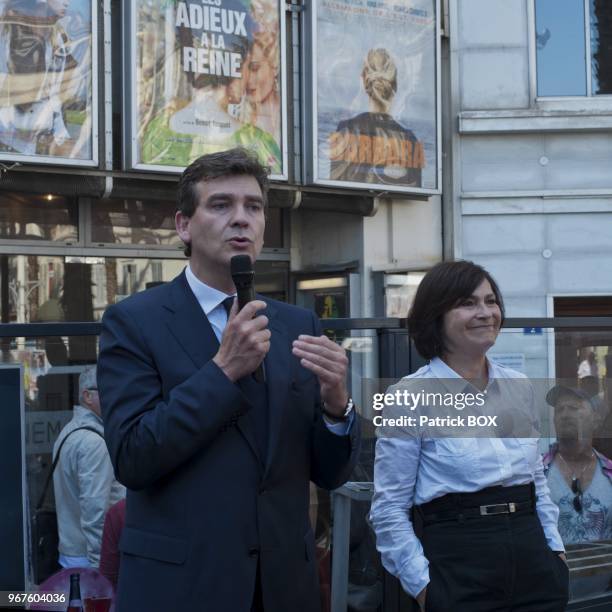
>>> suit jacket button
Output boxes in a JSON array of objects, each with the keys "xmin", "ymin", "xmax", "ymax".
[{"xmin": 249, "ymin": 548, "xmax": 259, "ymax": 557}]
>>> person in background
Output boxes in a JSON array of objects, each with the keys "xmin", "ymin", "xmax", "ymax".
[
  {"xmin": 544, "ymin": 385, "xmax": 612, "ymax": 544},
  {"xmin": 578, "ymin": 350, "xmax": 599, "ymax": 380},
  {"xmin": 370, "ymin": 260, "xmax": 568, "ymax": 611},
  {"xmin": 52, "ymin": 365, "xmax": 125, "ymax": 568},
  {"xmin": 99, "ymin": 498, "xmax": 126, "ymax": 588}
]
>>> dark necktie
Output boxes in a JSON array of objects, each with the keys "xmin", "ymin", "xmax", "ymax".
[
  {"xmin": 219, "ymin": 296, "xmax": 268, "ymax": 459},
  {"xmin": 221, "ymin": 296, "xmax": 235, "ymax": 319}
]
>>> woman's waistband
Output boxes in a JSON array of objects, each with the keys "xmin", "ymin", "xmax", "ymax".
[{"xmin": 415, "ymin": 483, "xmax": 536, "ymax": 524}]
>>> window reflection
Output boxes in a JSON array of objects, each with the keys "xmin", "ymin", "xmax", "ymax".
[
  {"xmin": 91, "ymin": 198, "xmax": 181, "ymax": 247},
  {"xmin": 90, "ymin": 198, "xmax": 285, "ymax": 249},
  {"xmin": 263, "ymin": 207, "xmax": 284, "ymax": 249},
  {"xmin": 536, "ymin": 0, "xmax": 587, "ymax": 96},
  {"xmin": 0, "ymin": 339, "xmax": 99, "ymax": 583},
  {"xmin": 493, "ymin": 325, "xmax": 612, "ymax": 602},
  {"xmin": 0, "ymin": 256, "xmax": 290, "ymax": 324},
  {"xmin": 549, "ymin": 331, "xmax": 612, "ymax": 600},
  {"xmin": 0, "ymin": 192, "xmax": 78, "ymax": 242},
  {"xmin": 590, "ymin": 0, "xmax": 612, "ymax": 94},
  {"xmin": 384, "ymin": 272, "xmax": 426, "ymax": 317},
  {"xmin": 0, "ymin": 255, "xmax": 186, "ymax": 323}
]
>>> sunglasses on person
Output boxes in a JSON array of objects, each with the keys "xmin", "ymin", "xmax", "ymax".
[{"xmin": 571, "ymin": 477, "xmax": 583, "ymax": 513}]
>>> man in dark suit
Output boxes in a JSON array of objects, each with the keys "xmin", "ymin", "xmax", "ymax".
[{"xmin": 97, "ymin": 148, "xmax": 360, "ymax": 611}]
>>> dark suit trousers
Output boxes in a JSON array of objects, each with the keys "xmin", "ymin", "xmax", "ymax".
[{"xmin": 421, "ymin": 510, "xmax": 569, "ymax": 611}]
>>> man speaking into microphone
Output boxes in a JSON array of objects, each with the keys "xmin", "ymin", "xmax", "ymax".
[{"xmin": 97, "ymin": 148, "xmax": 360, "ymax": 612}]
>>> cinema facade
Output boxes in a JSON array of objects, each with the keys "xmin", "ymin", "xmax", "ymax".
[
  {"xmin": 2, "ymin": 0, "xmax": 612, "ymax": 608},
  {"xmin": 0, "ymin": 0, "xmax": 442, "ymax": 335}
]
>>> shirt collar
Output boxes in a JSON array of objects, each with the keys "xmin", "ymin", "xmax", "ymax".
[
  {"xmin": 429, "ymin": 356, "xmax": 500, "ymax": 393},
  {"xmin": 74, "ymin": 404, "xmax": 103, "ymax": 425},
  {"xmin": 185, "ymin": 264, "xmax": 235, "ymax": 316}
]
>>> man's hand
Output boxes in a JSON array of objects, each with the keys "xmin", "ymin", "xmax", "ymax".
[
  {"xmin": 416, "ymin": 586, "xmax": 427, "ymax": 611},
  {"xmin": 292, "ymin": 335, "xmax": 349, "ymax": 417},
  {"xmin": 213, "ymin": 299, "xmax": 270, "ymax": 382}
]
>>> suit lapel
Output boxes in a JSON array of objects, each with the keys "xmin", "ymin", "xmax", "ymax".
[
  {"xmin": 262, "ymin": 299, "xmax": 290, "ymax": 478},
  {"xmin": 163, "ymin": 272, "xmax": 218, "ymax": 369},
  {"xmin": 163, "ymin": 272, "xmax": 263, "ymax": 467}
]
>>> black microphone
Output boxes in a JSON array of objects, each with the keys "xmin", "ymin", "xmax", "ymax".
[{"xmin": 230, "ymin": 255, "xmax": 265, "ymax": 383}]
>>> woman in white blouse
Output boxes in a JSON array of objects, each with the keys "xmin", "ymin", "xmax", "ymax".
[{"xmin": 370, "ymin": 260, "xmax": 568, "ymax": 612}]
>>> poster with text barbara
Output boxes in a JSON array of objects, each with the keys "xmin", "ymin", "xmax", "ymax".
[
  {"xmin": 312, "ymin": 0, "xmax": 439, "ymax": 193},
  {"xmin": 130, "ymin": 0, "xmax": 286, "ymax": 178},
  {"xmin": 0, "ymin": 0, "xmax": 97, "ymax": 166}
]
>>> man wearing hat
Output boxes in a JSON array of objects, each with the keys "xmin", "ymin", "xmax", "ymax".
[{"xmin": 543, "ymin": 385, "xmax": 612, "ymax": 545}]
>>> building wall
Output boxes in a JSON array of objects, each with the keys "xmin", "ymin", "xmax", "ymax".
[
  {"xmin": 451, "ymin": 0, "xmax": 612, "ymax": 317},
  {"xmin": 292, "ymin": 196, "xmax": 443, "ymax": 318},
  {"xmin": 362, "ymin": 195, "xmax": 443, "ymax": 316}
]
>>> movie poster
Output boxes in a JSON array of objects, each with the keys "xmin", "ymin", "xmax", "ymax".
[
  {"xmin": 130, "ymin": 0, "xmax": 286, "ymax": 178},
  {"xmin": 0, "ymin": 0, "xmax": 97, "ymax": 165},
  {"xmin": 313, "ymin": 0, "xmax": 439, "ymax": 193}
]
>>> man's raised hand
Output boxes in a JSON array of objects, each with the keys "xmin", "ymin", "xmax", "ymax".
[
  {"xmin": 213, "ymin": 299, "xmax": 270, "ymax": 382},
  {"xmin": 292, "ymin": 334, "xmax": 349, "ymax": 417}
]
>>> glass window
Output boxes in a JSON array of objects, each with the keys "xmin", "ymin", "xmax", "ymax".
[
  {"xmin": 590, "ymin": 0, "xmax": 612, "ymax": 94},
  {"xmin": 384, "ymin": 272, "xmax": 426, "ymax": 318},
  {"xmin": 536, "ymin": 0, "xmax": 612, "ymax": 97},
  {"xmin": 493, "ymin": 324, "xmax": 612, "ymax": 603},
  {"xmin": 91, "ymin": 198, "xmax": 285, "ymax": 250},
  {"xmin": 0, "ymin": 192, "xmax": 78, "ymax": 243},
  {"xmin": 263, "ymin": 208, "xmax": 284, "ymax": 249},
  {"xmin": 0, "ymin": 255, "xmax": 290, "ymax": 323},
  {"xmin": 536, "ymin": 0, "xmax": 587, "ymax": 96},
  {"xmin": 91, "ymin": 198, "xmax": 182, "ymax": 248},
  {"xmin": 0, "ymin": 338, "xmax": 99, "ymax": 584},
  {"xmin": 0, "ymin": 255, "xmax": 186, "ymax": 323}
]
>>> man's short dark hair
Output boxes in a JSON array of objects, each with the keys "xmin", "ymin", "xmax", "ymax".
[
  {"xmin": 177, "ymin": 148, "xmax": 269, "ymax": 257},
  {"xmin": 407, "ymin": 260, "xmax": 505, "ymax": 360}
]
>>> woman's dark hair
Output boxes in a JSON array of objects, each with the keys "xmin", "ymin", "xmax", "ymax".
[
  {"xmin": 407, "ymin": 260, "xmax": 505, "ymax": 360},
  {"xmin": 177, "ymin": 147, "xmax": 269, "ymax": 257}
]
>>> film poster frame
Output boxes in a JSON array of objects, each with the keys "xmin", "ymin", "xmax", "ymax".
[
  {"xmin": 305, "ymin": 0, "xmax": 442, "ymax": 195},
  {"xmin": 0, "ymin": 0, "xmax": 99, "ymax": 168},
  {"xmin": 124, "ymin": 0, "xmax": 289, "ymax": 181}
]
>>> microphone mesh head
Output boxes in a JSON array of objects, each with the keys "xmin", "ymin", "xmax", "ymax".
[{"xmin": 230, "ymin": 255, "xmax": 253, "ymax": 276}]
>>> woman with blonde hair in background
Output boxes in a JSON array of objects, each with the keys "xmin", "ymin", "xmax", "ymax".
[{"xmin": 329, "ymin": 47, "xmax": 423, "ymax": 187}]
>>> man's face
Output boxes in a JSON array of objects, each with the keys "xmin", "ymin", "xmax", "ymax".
[
  {"xmin": 83, "ymin": 389, "xmax": 101, "ymax": 417},
  {"xmin": 554, "ymin": 393, "xmax": 595, "ymax": 440},
  {"xmin": 175, "ymin": 174, "xmax": 265, "ymax": 276}
]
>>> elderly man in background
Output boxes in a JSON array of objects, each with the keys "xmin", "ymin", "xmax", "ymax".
[
  {"xmin": 544, "ymin": 385, "xmax": 612, "ymax": 545},
  {"xmin": 52, "ymin": 365, "xmax": 125, "ymax": 568}
]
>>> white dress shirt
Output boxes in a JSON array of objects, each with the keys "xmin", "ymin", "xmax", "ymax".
[
  {"xmin": 184, "ymin": 265, "xmax": 352, "ymax": 435},
  {"xmin": 369, "ymin": 356, "xmax": 564, "ymax": 598}
]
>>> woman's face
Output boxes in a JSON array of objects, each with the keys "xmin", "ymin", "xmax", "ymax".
[
  {"xmin": 442, "ymin": 279, "xmax": 501, "ymax": 358},
  {"xmin": 48, "ymin": 0, "xmax": 70, "ymax": 17},
  {"xmin": 245, "ymin": 44, "xmax": 275, "ymax": 104}
]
